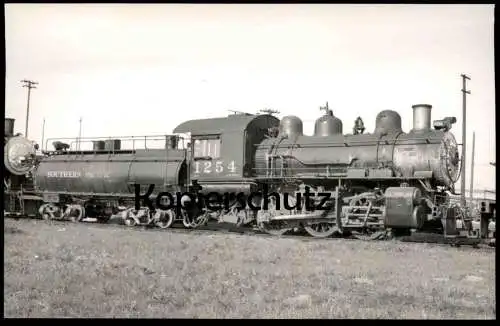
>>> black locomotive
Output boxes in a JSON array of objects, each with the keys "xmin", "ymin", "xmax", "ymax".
[{"xmin": 3, "ymin": 102, "xmax": 495, "ymax": 241}]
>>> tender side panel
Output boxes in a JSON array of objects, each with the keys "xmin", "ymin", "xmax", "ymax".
[{"xmin": 35, "ymin": 149, "xmax": 186, "ymax": 196}]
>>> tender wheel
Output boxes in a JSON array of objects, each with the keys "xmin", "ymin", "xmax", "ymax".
[
  {"xmin": 304, "ymin": 222, "xmax": 337, "ymax": 238},
  {"xmin": 155, "ymin": 210, "xmax": 175, "ymax": 229},
  {"xmin": 182, "ymin": 212, "xmax": 206, "ymax": 228},
  {"xmin": 67, "ymin": 206, "xmax": 85, "ymax": 223},
  {"xmin": 41, "ymin": 206, "xmax": 51, "ymax": 220},
  {"xmin": 124, "ymin": 217, "xmax": 137, "ymax": 227},
  {"xmin": 190, "ymin": 211, "xmax": 209, "ymax": 228},
  {"xmin": 39, "ymin": 203, "xmax": 58, "ymax": 220}
]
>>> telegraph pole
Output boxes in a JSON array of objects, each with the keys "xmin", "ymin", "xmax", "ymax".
[
  {"xmin": 21, "ymin": 79, "xmax": 38, "ymax": 138},
  {"xmin": 41, "ymin": 118, "xmax": 46, "ymax": 151},
  {"xmin": 469, "ymin": 131, "xmax": 475, "ymax": 203},
  {"xmin": 78, "ymin": 117, "xmax": 83, "ymax": 150},
  {"xmin": 460, "ymin": 74, "xmax": 471, "ymax": 208}
]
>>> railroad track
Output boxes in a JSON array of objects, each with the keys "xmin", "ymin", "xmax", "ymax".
[{"xmin": 5, "ymin": 214, "xmax": 495, "ymax": 251}]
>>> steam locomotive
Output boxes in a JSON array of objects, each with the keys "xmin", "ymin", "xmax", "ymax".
[{"xmin": 3, "ymin": 103, "xmax": 495, "ymax": 241}]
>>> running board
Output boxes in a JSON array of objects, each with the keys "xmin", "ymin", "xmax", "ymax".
[{"xmin": 267, "ymin": 212, "xmax": 330, "ymax": 221}]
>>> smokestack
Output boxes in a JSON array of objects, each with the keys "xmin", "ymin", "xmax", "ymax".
[
  {"xmin": 5, "ymin": 118, "xmax": 15, "ymax": 137},
  {"xmin": 411, "ymin": 104, "xmax": 432, "ymax": 132}
]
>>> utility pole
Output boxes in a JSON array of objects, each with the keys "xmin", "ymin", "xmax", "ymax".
[
  {"xmin": 469, "ymin": 131, "xmax": 475, "ymax": 204},
  {"xmin": 41, "ymin": 118, "xmax": 46, "ymax": 151},
  {"xmin": 460, "ymin": 74, "xmax": 471, "ymax": 208},
  {"xmin": 21, "ymin": 79, "xmax": 38, "ymax": 138},
  {"xmin": 78, "ymin": 117, "xmax": 83, "ymax": 150}
]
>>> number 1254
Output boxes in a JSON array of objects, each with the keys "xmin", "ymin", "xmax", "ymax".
[{"xmin": 194, "ymin": 160, "xmax": 236, "ymax": 174}]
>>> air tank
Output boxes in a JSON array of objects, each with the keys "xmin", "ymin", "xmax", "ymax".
[
  {"xmin": 314, "ymin": 110, "xmax": 343, "ymax": 136},
  {"xmin": 411, "ymin": 104, "xmax": 432, "ymax": 132},
  {"xmin": 279, "ymin": 115, "xmax": 303, "ymax": 138},
  {"xmin": 5, "ymin": 118, "xmax": 15, "ymax": 137},
  {"xmin": 374, "ymin": 110, "xmax": 403, "ymax": 134}
]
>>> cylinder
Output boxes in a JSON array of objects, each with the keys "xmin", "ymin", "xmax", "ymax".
[
  {"xmin": 412, "ymin": 104, "xmax": 432, "ymax": 132},
  {"xmin": 165, "ymin": 135, "xmax": 178, "ymax": 149},
  {"xmin": 5, "ymin": 118, "xmax": 15, "ymax": 137}
]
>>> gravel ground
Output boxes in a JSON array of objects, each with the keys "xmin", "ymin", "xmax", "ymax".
[{"xmin": 4, "ymin": 218, "xmax": 496, "ymax": 319}]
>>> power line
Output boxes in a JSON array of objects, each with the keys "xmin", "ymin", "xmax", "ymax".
[{"xmin": 20, "ymin": 79, "xmax": 39, "ymax": 138}]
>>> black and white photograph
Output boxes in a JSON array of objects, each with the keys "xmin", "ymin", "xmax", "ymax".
[{"xmin": 3, "ymin": 3, "xmax": 495, "ymax": 319}]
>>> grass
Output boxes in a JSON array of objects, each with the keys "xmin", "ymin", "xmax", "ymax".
[{"xmin": 4, "ymin": 218, "xmax": 496, "ymax": 319}]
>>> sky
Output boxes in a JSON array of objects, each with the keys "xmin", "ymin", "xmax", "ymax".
[{"xmin": 4, "ymin": 4, "xmax": 496, "ymax": 191}]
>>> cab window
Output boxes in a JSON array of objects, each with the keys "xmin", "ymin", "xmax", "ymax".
[{"xmin": 193, "ymin": 137, "xmax": 221, "ymax": 158}]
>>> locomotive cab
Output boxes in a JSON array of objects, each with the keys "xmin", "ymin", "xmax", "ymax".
[{"xmin": 173, "ymin": 113, "xmax": 280, "ymax": 194}]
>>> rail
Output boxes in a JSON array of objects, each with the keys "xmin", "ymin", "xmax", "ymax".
[{"xmin": 43, "ymin": 134, "xmax": 191, "ymax": 155}]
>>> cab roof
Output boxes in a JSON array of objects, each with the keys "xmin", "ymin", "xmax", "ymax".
[{"xmin": 173, "ymin": 113, "xmax": 276, "ymax": 136}]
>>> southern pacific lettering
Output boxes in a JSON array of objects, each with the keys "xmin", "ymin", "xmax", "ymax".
[{"xmin": 47, "ymin": 171, "xmax": 82, "ymax": 178}]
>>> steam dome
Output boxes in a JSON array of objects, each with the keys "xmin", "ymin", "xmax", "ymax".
[
  {"xmin": 314, "ymin": 110, "xmax": 343, "ymax": 136},
  {"xmin": 279, "ymin": 115, "xmax": 303, "ymax": 138},
  {"xmin": 374, "ymin": 110, "xmax": 403, "ymax": 134}
]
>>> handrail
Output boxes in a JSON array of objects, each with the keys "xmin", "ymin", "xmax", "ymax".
[
  {"xmin": 254, "ymin": 138, "xmax": 445, "ymax": 148},
  {"xmin": 44, "ymin": 134, "xmax": 191, "ymax": 154}
]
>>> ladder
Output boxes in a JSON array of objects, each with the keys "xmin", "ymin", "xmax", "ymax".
[
  {"xmin": 9, "ymin": 192, "xmax": 16, "ymax": 213},
  {"xmin": 8, "ymin": 190, "xmax": 25, "ymax": 216}
]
